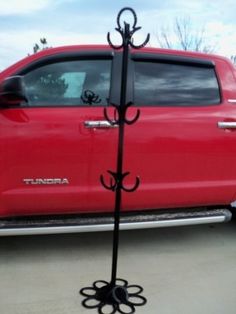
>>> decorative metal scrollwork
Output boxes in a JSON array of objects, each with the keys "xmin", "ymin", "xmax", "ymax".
[
  {"xmin": 100, "ymin": 170, "xmax": 140, "ymax": 192},
  {"xmin": 107, "ymin": 7, "xmax": 150, "ymax": 50},
  {"xmin": 81, "ymin": 90, "xmax": 101, "ymax": 105},
  {"xmin": 104, "ymin": 102, "xmax": 140, "ymax": 126}
]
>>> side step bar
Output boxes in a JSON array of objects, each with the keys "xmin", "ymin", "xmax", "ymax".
[{"xmin": 0, "ymin": 208, "xmax": 232, "ymax": 236}]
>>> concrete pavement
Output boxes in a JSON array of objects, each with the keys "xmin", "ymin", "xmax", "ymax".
[{"xmin": 0, "ymin": 220, "xmax": 236, "ymax": 314}]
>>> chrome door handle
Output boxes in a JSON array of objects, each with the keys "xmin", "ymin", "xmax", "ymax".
[
  {"xmin": 218, "ymin": 121, "xmax": 236, "ymax": 129},
  {"xmin": 84, "ymin": 120, "xmax": 118, "ymax": 128}
]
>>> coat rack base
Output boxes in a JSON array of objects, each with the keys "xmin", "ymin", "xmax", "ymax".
[{"xmin": 80, "ymin": 278, "xmax": 146, "ymax": 314}]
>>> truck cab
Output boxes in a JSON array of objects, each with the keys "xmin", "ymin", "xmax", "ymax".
[{"xmin": 0, "ymin": 45, "xmax": 235, "ymax": 235}]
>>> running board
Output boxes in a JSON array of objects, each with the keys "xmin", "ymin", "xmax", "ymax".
[{"xmin": 0, "ymin": 208, "xmax": 232, "ymax": 236}]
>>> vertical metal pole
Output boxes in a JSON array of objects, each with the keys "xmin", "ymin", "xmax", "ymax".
[
  {"xmin": 111, "ymin": 23, "xmax": 130, "ymax": 285},
  {"xmin": 80, "ymin": 8, "xmax": 149, "ymax": 313}
]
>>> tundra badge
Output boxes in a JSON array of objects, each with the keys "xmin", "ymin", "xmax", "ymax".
[{"xmin": 23, "ymin": 178, "xmax": 69, "ymax": 185}]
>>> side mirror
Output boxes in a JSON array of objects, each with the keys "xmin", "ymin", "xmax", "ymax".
[{"xmin": 0, "ymin": 76, "xmax": 28, "ymax": 107}]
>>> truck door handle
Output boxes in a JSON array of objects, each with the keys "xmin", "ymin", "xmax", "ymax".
[
  {"xmin": 218, "ymin": 121, "xmax": 236, "ymax": 129},
  {"xmin": 84, "ymin": 120, "xmax": 118, "ymax": 129}
]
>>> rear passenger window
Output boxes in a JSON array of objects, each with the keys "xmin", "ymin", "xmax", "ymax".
[
  {"xmin": 134, "ymin": 61, "xmax": 220, "ymax": 106},
  {"xmin": 24, "ymin": 59, "xmax": 111, "ymax": 107}
]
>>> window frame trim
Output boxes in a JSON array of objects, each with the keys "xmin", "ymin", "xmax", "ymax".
[
  {"xmin": 130, "ymin": 52, "xmax": 222, "ymax": 107},
  {"xmin": 15, "ymin": 50, "xmax": 117, "ymax": 109}
]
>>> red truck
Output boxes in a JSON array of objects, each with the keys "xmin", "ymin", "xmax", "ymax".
[{"xmin": 0, "ymin": 45, "xmax": 235, "ymax": 235}]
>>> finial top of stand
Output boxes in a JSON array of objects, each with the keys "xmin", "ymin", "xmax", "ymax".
[{"xmin": 107, "ymin": 7, "xmax": 150, "ymax": 49}]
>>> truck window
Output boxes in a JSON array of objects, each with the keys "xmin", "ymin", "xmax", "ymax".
[
  {"xmin": 134, "ymin": 61, "xmax": 220, "ymax": 106},
  {"xmin": 23, "ymin": 59, "xmax": 111, "ymax": 107}
]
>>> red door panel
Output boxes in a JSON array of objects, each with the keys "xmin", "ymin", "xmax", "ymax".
[
  {"xmin": 0, "ymin": 107, "xmax": 118, "ymax": 217},
  {"xmin": 123, "ymin": 106, "xmax": 236, "ymax": 211},
  {"xmin": 0, "ymin": 108, "xmax": 87, "ymax": 216}
]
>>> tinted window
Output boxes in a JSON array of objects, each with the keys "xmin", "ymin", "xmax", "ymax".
[
  {"xmin": 24, "ymin": 59, "xmax": 111, "ymax": 106},
  {"xmin": 134, "ymin": 61, "xmax": 220, "ymax": 106}
]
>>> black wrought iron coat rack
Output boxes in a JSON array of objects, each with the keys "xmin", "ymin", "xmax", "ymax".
[{"xmin": 80, "ymin": 7, "xmax": 150, "ymax": 314}]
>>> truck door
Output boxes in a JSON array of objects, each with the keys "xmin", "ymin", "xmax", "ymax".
[
  {"xmin": 0, "ymin": 51, "xmax": 118, "ymax": 217},
  {"xmin": 123, "ymin": 52, "xmax": 236, "ymax": 211}
]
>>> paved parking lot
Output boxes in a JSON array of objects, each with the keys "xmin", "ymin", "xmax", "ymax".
[{"xmin": 0, "ymin": 219, "xmax": 236, "ymax": 314}]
